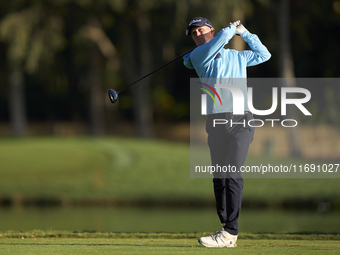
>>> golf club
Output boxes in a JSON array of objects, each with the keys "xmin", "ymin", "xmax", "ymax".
[{"xmin": 108, "ymin": 47, "xmax": 195, "ymax": 103}]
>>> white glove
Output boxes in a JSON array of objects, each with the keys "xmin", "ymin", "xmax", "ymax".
[
  {"xmin": 230, "ymin": 20, "xmax": 241, "ymax": 27},
  {"xmin": 229, "ymin": 20, "xmax": 241, "ymax": 27},
  {"xmin": 235, "ymin": 23, "xmax": 247, "ymax": 35},
  {"xmin": 229, "ymin": 20, "xmax": 246, "ymax": 35}
]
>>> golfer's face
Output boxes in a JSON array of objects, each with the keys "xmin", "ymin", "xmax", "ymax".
[{"xmin": 191, "ymin": 26, "xmax": 214, "ymax": 46}]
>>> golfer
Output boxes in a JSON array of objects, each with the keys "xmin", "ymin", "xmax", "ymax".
[{"xmin": 183, "ymin": 17, "xmax": 271, "ymax": 247}]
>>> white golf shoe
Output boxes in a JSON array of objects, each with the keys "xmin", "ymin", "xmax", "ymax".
[{"xmin": 198, "ymin": 229, "xmax": 237, "ymax": 248}]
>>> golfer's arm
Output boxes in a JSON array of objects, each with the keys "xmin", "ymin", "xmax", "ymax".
[
  {"xmin": 183, "ymin": 53, "xmax": 195, "ymax": 69},
  {"xmin": 191, "ymin": 25, "xmax": 236, "ymax": 67},
  {"xmin": 240, "ymin": 30, "xmax": 271, "ymax": 66}
]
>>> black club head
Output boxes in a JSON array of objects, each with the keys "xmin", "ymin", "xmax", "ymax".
[{"xmin": 108, "ymin": 89, "xmax": 118, "ymax": 103}]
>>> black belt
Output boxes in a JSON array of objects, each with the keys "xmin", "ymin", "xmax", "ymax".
[{"xmin": 208, "ymin": 111, "xmax": 251, "ymax": 119}]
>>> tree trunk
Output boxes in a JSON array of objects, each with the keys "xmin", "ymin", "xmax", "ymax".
[
  {"xmin": 89, "ymin": 46, "xmax": 105, "ymax": 135},
  {"xmin": 9, "ymin": 62, "xmax": 27, "ymax": 137},
  {"xmin": 121, "ymin": 7, "xmax": 154, "ymax": 138},
  {"xmin": 81, "ymin": 17, "xmax": 120, "ymax": 134},
  {"xmin": 278, "ymin": 0, "xmax": 301, "ymax": 158},
  {"xmin": 132, "ymin": 11, "xmax": 153, "ymax": 138},
  {"xmin": 279, "ymin": 0, "xmax": 295, "ymax": 79}
]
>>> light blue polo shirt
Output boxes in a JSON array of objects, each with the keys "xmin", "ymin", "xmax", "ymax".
[{"xmin": 183, "ymin": 25, "xmax": 271, "ymax": 114}]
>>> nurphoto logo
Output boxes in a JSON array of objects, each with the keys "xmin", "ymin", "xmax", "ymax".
[{"xmin": 199, "ymin": 83, "xmax": 312, "ymax": 128}]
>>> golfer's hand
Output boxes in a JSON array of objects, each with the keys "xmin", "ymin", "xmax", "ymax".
[
  {"xmin": 230, "ymin": 20, "xmax": 241, "ymax": 27},
  {"xmin": 229, "ymin": 20, "xmax": 246, "ymax": 35},
  {"xmin": 224, "ymin": 20, "xmax": 240, "ymax": 29},
  {"xmin": 235, "ymin": 23, "xmax": 247, "ymax": 35}
]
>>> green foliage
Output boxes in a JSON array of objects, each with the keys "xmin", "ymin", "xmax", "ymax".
[
  {"xmin": 0, "ymin": 5, "xmax": 66, "ymax": 73},
  {"xmin": 0, "ymin": 0, "xmax": 340, "ymax": 126}
]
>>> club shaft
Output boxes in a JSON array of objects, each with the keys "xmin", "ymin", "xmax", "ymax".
[{"xmin": 117, "ymin": 48, "xmax": 195, "ymax": 94}]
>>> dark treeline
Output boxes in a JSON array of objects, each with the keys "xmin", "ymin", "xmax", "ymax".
[{"xmin": 0, "ymin": 0, "xmax": 339, "ymax": 137}]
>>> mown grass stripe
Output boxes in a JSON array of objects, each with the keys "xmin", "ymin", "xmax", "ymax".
[{"xmin": 1, "ymin": 231, "xmax": 339, "ymax": 240}]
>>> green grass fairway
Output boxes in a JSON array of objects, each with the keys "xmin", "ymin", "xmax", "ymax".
[
  {"xmin": 1, "ymin": 232, "xmax": 340, "ymax": 255},
  {"xmin": 1, "ymin": 137, "xmax": 340, "ymax": 238},
  {"xmin": 0, "ymin": 137, "xmax": 339, "ymax": 202}
]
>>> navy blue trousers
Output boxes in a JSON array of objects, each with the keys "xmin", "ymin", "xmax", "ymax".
[{"xmin": 206, "ymin": 112, "xmax": 255, "ymax": 235}]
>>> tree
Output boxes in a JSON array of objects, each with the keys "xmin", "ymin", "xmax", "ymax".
[
  {"xmin": 0, "ymin": 0, "xmax": 121, "ymax": 136},
  {"xmin": 0, "ymin": 2, "xmax": 66, "ymax": 136},
  {"xmin": 118, "ymin": 0, "xmax": 154, "ymax": 138},
  {"xmin": 79, "ymin": 17, "xmax": 120, "ymax": 135},
  {"xmin": 277, "ymin": 0, "xmax": 301, "ymax": 158}
]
